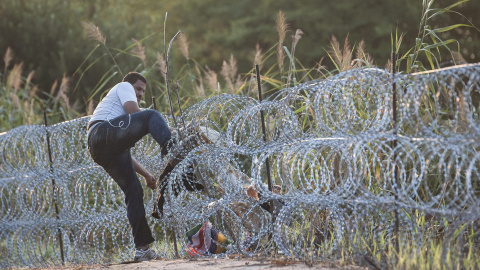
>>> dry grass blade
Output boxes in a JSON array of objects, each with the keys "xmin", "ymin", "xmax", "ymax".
[
  {"xmin": 25, "ymin": 71, "xmax": 35, "ymax": 87},
  {"xmin": 355, "ymin": 40, "xmax": 366, "ymax": 68},
  {"xmin": 3, "ymin": 47, "xmax": 13, "ymax": 70},
  {"xmin": 195, "ymin": 80, "xmax": 205, "ymax": 97},
  {"xmin": 81, "ymin": 21, "xmax": 106, "ymax": 45},
  {"xmin": 220, "ymin": 59, "xmax": 231, "ymax": 91},
  {"xmin": 395, "ymin": 32, "xmax": 405, "ymax": 53},
  {"xmin": 178, "ymin": 32, "xmax": 190, "ymax": 60},
  {"xmin": 291, "ymin": 29, "xmax": 304, "ymax": 62},
  {"xmin": 8, "ymin": 62, "xmax": 23, "ymax": 91},
  {"xmin": 29, "ymin": 85, "xmax": 39, "ymax": 99},
  {"xmin": 233, "ymin": 74, "xmax": 244, "ymax": 93},
  {"xmin": 254, "ymin": 43, "xmax": 264, "ymax": 71},
  {"xmin": 329, "ymin": 34, "xmax": 353, "ymax": 72},
  {"xmin": 204, "ymin": 66, "xmax": 218, "ymax": 92},
  {"xmin": 276, "ymin": 10, "xmax": 288, "ymax": 44},
  {"xmin": 385, "ymin": 58, "xmax": 392, "ymax": 71},
  {"xmin": 355, "ymin": 40, "xmax": 374, "ymax": 67},
  {"xmin": 26, "ymin": 71, "xmax": 38, "ymax": 98},
  {"xmin": 25, "ymin": 100, "xmax": 34, "ymax": 125},
  {"xmin": 194, "ymin": 64, "xmax": 205, "ymax": 97},
  {"xmin": 329, "ymin": 35, "xmax": 341, "ymax": 64},
  {"xmin": 131, "ymin": 38, "xmax": 146, "ymax": 66},
  {"xmin": 341, "ymin": 34, "xmax": 352, "ymax": 70},
  {"xmin": 8, "ymin": 92, "xmax": 20, "ymax": 108},
  {"xmin": 49, "ymin": 79, "xmax": 58, "ymax": 97},
  {"xmin": 221, "ymin": 54, "xmax": 238, "ymax": 93},
  {"xmin": 292, "ymin": 29, "xmax": 304, "ymax": 47},
  {"xmin": 87, "ymin": 99, "xmax": 95, "ymax": 115},
  {"xmin": 276, "ymin": 10, "xmax": 289, "ymax": 72},
  {"xmin": 315, "ymin": 57, "xmax": 329, "ymax": 78},
  {"xmin": 287, "ymin": 29, "xmax": 304, "ymax": 87},
  {"xmin": 156, "ymin": 52, "xmax": 167, "ymax": 81},
  {"xmin": 451, "ymin": 51, "xmax": 467, "ymax": 65},
  {"xmin": 277, "ymin": 44, "xmax": 285, "ymax": 72},
  {"xmin": 56, "ymin": 74, "xmax": 71, "ymax": 110}
]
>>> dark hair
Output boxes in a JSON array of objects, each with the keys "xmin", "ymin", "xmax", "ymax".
[{"xmin": 122, "ymin": 72, "xmax": 147, "ymax": 85}]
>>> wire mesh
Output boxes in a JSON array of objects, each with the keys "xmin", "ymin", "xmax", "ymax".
[{"xmin": 1, "ymin": 64, "xmax": 479, "ymax": 267}]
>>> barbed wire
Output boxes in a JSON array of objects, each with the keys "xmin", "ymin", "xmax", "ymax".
[{"xmin": 1, "ymin": 64, "xmax": 479, "ymax": 267}]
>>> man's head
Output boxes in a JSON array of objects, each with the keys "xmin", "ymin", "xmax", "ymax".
[{"xmin": 123, "ymin": 72, "xmax": 147, "ymax": 103}]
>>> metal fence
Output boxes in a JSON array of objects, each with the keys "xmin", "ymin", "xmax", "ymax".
[{"xmin": 1, "ymin": 64, "xmax": 479, "ymax": 268}]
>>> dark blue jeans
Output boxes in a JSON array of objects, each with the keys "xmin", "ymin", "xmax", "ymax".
[{"xmin": 87, "ymin": 109, "xmax": 171, "ymax": 248}]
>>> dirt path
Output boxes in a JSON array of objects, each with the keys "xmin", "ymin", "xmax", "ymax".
[{"xmin": 40, "ymin": 257, "xmax": 366, "ymax": 270}]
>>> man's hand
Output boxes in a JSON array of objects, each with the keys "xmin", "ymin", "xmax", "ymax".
[
  {"xmin": 144, "ymin": 174, "xmax": 157, "ymax": 190},
  {"xmin": 132, "ymin": 157, "xmax": 157, "ymax": 190}
]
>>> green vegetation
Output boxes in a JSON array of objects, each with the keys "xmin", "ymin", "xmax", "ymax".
[
  {"xmin": 0, "ymin": 0, "xmax": 479, "ymax": 132},
  {"xmin": 0, "ymin": 0, "xmax": 479, "ymax": 268}
]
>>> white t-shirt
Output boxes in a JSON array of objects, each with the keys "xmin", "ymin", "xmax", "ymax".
[{"xmin": 89, "ymin": 82, "xmax": 137, "ymax": 123}]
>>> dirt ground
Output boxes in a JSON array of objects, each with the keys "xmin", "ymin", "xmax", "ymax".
[{"xmin": 38, "ymin": 257, "xmax": 367, "ymax": 270}]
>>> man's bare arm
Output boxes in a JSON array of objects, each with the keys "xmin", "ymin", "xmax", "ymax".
[
  {"xmin": 132, "ymin": 157, "xmax": 157, "ymax": 190},
  {"xmin": 124, "ymin": 101, "xmax": 141, "ymax": 114}
]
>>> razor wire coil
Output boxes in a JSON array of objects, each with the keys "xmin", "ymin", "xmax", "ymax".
[{"xmin": 1, "ymin": 64, "xmax": 480, "ymax": 267}]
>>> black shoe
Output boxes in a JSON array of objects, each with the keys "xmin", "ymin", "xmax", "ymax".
[
  {"xmin": 152, "ymin": 164, "xmax": 204, "ymax": 219},
  {"xmin": 181, "ymin": 164, "xmax": 204, "ymax": 192},
  {"xmin": 161, "ymin": 137, "xmax": 177, "ymax": 157},
  {"xmin": 151, "ymin": 182, "xmax": 166, "ymax": 219}
]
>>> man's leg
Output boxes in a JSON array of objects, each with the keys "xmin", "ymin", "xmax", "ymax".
[
  {"xmin": 103, "ymin": 109, "xmax": 172, "ymax": 155},
  {"xmin": 99, "ymin": 150, "xmax": 155, "ymax": 248},
  {"xmin": 90, "ymin": 109, "xmax": 175, "ymax": 223}
]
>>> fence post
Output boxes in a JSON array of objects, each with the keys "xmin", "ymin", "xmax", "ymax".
[
  {"xmin": 391, "ymin": 52, "xmax": 400, "ymax": 254},
  {"xmin": 43, "ymin": 110, "xmax": 65, "ymax": 265},
  {"xmin": 255, "ymin": 65, "xmax": 274, "ymax": 214},
  {"xmin": 152, "ymin": 97, "xmax": 180, "ymax": 258},
  {"xmin": 152, "ymin": 96, "xmax": 157, "ymax": 110}
]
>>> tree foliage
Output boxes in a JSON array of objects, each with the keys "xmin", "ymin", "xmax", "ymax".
[{"xmin": 0, "ymin": 0, "xmax": 478, "ymax": 118}]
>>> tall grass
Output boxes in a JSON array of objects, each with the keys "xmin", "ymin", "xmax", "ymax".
[
  {"xmin": 1, "ymin": 0, "xmax": 479, "ymax": 268},
  {"xmin": 396, "ymin": 0, "xmax": 479, "ymax": 73},
  {"xmin": 0, "ymin": 48, "xmax": 76, "ymax": 132},
  {"xmin": 1, "ymin": 1, "xmax": 477, "ymax": 129}
]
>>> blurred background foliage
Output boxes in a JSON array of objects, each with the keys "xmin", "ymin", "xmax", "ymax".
[{"xmin": 0, "ymin": 0, "xmax": 478, "ymax": 130}]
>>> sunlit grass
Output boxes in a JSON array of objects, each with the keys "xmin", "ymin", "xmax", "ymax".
[{"xmin": 1, "ymin": 0, "xmax": 478, "ymax": 268}]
